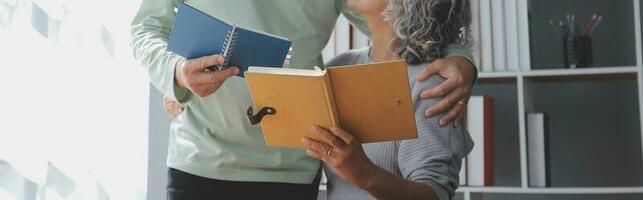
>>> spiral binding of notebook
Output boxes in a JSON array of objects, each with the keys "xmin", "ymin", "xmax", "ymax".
[{"xmin": 213, "ymin": 25, "xmax": 238, "ymax": 71}]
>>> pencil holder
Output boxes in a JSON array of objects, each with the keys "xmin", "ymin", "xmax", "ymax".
[{"xmin": 563, "ymin": 36, "xmax": 593, "ymax": 68}]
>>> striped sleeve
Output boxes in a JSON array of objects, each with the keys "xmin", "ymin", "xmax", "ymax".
[{"xmin": 397, "ymin": 75, "xmax": 472, "ymax": 200}]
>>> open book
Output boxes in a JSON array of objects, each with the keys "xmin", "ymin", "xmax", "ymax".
[
  {"xmin": 245, "ymin": 60, "xmax": 418, "ymax": 148},
  {"xmin": 167, "ymin": 3, "xmax": 291, "ymax": 76}
]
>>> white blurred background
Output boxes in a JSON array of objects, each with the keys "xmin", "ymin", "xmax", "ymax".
[
  {"xmin": 0, "ymin": 0, "xmax": 149, "ymax": 199},
  {"xmin": 0, "ymin": 0, "xmax": 370, "ymax": 199}
]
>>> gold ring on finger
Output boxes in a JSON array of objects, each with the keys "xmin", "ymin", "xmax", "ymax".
[{"xmin": 326, "ymin": 146, "xmax": 333, "ymax": 158}]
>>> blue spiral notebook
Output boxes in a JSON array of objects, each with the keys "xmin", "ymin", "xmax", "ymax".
[{"xmin": 167, "ymin": 3, "xmax": 292, "ymax": 77}]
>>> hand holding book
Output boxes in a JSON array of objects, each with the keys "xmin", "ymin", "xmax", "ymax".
[
  {"xmin": 301, "ymin": 125, "xmax": 377, "ymax": 189},
  {"xmin": 175, "ymin": 54, "xmax": 239, "ymax": 97},
  {"xmin": 302, "ymin": 125, "xmax": 437, "ymax": 199}
]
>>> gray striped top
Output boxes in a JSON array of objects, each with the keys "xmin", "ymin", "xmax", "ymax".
[{"xmin": 323, "ymin": 47, "xmax": 474, "ymax": 200}]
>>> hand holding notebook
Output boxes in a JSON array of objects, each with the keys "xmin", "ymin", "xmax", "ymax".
[
  {"xmin": 167, "ymin": 3, "xmax": 292, "ymax": 77},
  {"xmin": 174, "ymin": 54, "xmax": 239, "ymax": 97}
]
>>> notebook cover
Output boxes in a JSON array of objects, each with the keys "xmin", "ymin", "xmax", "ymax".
[
  {"xmin": 229, "ymin": 27, "xmax": 292, "ymax": 72},
  {"xmin": 327, "ymin": 60, "xmax": 417, "ymax": 143},
  {"xmin": 167, "ymin": 3, "xmax": 229, "ymax": 61},
  {"xmin": 167, "ymin": 3, "xmax": 291, "ymax": 76},
  {"xmin": 245, "ymin": 60, "xmax": 417, "ymax": 148},
  {"xmin": 245, "ymin": 71, "xmax": 339, "ymax": 148}
]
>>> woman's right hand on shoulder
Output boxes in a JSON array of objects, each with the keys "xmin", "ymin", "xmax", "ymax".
[
  {"xmin": 175, "ymin": 54, "xmax": 239, "ymax": 97},
  {"xmin": 163, "ymin": 96, "xmax": 184, "ymax": 119}
]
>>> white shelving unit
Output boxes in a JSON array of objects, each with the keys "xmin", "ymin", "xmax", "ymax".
[
  {"xmin": 635, "ymin": 0, "xmax": 643, "ymax": 165},
  {"xmin": 457, "ymin": 0, "xmax": 643, "ymax": 199}
]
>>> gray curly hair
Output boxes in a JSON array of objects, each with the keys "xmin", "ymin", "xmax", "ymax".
[{"xmin": 383, "ymin": 0, "xmax": 471, "ymax": 65}]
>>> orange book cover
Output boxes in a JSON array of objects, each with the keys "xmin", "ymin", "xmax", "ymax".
[{"xmin": 245, "ymin": 60, "xmax": 417, "ymax": 148}]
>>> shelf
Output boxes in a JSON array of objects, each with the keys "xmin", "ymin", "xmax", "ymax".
[
  {"xmin": 478, "ymin": 71, "xmax": 519, "ymax": 79},
  {"xmin": 457, "ymin": 186, "xmax": 643, "ymax": 194},
  {"xmin": 522, "ymin": 77, "xmax": 642, "ymax": 186},
  {"xmin": 522, "ymin": 66, "xmax": 639, "ymax": 78},
  {"xmin": 324, "ymin": 186, "xmax": 643, "ymax": 194},
  {"xmin": 471, "ymin": 81, "xmax": 522, "ymax": 186},
  {"xmin": 478, "ymin": 66, "xmax": 639, "ymax": 80}
]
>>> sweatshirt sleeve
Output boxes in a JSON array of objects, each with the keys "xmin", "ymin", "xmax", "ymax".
[{"xmin": 130, "ymin": 0, "xmax": 193, "ymax": 103}]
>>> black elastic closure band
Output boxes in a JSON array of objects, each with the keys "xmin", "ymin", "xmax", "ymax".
[{"xmin": 247, "ymin": 106, "xmax": 276, "ymax": 125}]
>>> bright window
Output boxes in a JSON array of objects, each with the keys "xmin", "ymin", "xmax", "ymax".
[{"xmin": 0, "ymin": 0, "xmax": 149, "ymax": 199}]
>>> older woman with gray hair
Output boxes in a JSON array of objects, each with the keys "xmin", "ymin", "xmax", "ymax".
[{"xmin": 300, "ymin": 0, "xmax": 473, "ymax": 200}]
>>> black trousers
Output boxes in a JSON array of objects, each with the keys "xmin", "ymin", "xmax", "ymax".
[{"xmin": 167, "ymin": 168, "xmax": 320, "ymax": 200}]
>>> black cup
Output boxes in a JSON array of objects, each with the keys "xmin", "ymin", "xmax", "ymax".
[{"xmin": 563, "ymin": 36, "xmax": 593, "ymax": 68}]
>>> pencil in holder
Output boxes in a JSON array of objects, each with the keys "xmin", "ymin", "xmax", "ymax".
[{"xmin": 563, "ymin": 36, "xmax": 593, "ymax": 68}]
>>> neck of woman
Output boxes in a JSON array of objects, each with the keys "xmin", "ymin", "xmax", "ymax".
[{"xmin": 363, "ymin": 15, "xmax": 399, "ymax": 62}]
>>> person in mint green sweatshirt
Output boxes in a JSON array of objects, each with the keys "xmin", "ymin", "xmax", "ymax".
[
  {"xmin": 131, "ymin": 0, "xmax": 476, "ymax": 199},
  {"xmin": 301, "ymin": 0, "xmax": 473, "ymax": 199}
]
